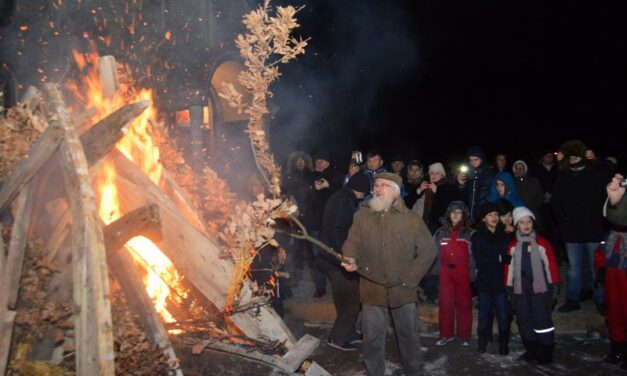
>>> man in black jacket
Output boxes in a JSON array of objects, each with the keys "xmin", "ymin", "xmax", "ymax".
[{"xmin": 320, "ymin": 173, "xmax": 370, "ymax": 351}]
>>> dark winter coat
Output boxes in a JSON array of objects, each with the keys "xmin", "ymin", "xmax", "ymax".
[
  {"xmin": 471, "ymin": 223, "xmax": 513, "ymax": 293},
  {"xmin": 308, "ymin": 167, "xmax": 344, "ymax": 230},
  {"xmin": 425, "ymin": 181, "xmax": 461, "ymax": 234},
  {"xmin": 342, "ymin": 198, "xmax": 437, "ymax": 307},
  {"xmin": 551, "ymin": 162, "xmax": 612, "ymax": 242},
  {"xmin": 459, "ymin": 155, "xmax": 495, "ymax": 222},
  {"xmin": 319, "ymin": 187, "xmax": 360, "ymax": 268},
  {"xmin": 530, "ymin": 163, "xmax": 558, "ymax": 194}
]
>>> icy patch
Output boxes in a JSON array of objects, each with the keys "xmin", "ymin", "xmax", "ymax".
[
  {"xmin": 478, "ymin": 352, "xmax": 518, "ymax": 370},
  {"xmin": 424, "ymin": 355, "xmax": 447, "ymax": 375}
]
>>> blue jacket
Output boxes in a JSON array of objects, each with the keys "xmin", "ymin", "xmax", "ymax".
[{"xmin": 487, "ymin": 172, "xmax": 525, "ymax": 208}]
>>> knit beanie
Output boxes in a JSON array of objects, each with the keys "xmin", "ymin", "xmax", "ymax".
[
  {"xmin": 495, "ymin": 198, "xmax": 514, "ymax": 216},
  {"xmin": 513, "ymin": 206, "xmax": 535, "ymax": 226},
  {"xmin": 428, "ymin": 162, "xmax": 446, "ymax": 177},
  {"xmin": 346, "ymin": 173, "xmax": 371, "ymax": 193},
  {"xmin": 478, "ymin": 202, "xmax": 499, "ymax": 220}
]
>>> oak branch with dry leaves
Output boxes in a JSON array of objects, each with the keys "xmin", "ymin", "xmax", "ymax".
[{"xmin": 218, "ymin": 0, "xmax": 308, "ymax": 199}]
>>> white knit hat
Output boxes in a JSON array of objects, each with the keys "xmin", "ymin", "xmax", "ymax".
[
  {"xmin": 513, "ymin": 206, "xmax": 535, "ymax": 226},
  {"xmin": 428, "ymin": 162, "xmax": 446, "ymax": 177}
]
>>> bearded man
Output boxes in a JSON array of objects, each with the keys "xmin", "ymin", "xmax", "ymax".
[{"xmin": 341, "ymin": 173, "xmax": 436, "ymax": 376}]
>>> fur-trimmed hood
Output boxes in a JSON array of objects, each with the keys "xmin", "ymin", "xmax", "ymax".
[{"xmin": 286, "ymin": 151, "xmax": 313, "ymax": 174}]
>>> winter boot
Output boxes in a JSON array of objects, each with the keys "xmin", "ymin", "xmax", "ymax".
[
  {"xmin": 477, "ymin": 334, "xmax": 488, "ymax": 354},
  {"xmin": 518, "ymin": 341, "xmax": 538, "ymax": 363},
  {"xmin": 604, "ymin": 341, "xmax": 626, "ymax": 364},
  {"xmin": 537, "ymin": 344, "xmax": 554, "ymax": 365},
  {"xmin": 498, "ymin": 331, "xmax": 510, "ymax": 356},
  {"xmin": 558, "ymin": 300, "xmax": 581, "ymax": 313}
]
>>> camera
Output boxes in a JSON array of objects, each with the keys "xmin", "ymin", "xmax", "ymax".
[
  {"xmin": 620, "ymin": 178, "xmax": 627, "ymax": 188},
  {"xmin": 352, "ymin": 150, "xmax": 363, "ymax": 165},
  {"xmin": 459, "ymin": 165, "xmax": 469, "ymax": 173}
]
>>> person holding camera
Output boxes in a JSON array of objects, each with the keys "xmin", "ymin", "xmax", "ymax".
[
  {"xmin": 457, "ymin": 146, "xmax": 496, "ymax": 222},
  {"xmin": 594, "ymin": 173, "xmax": 627, "ymax": 370}
]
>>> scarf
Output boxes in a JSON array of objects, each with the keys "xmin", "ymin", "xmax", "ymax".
[{"xmin": 513, "ymin": 231, "xmax": 548, "ymax": 294}]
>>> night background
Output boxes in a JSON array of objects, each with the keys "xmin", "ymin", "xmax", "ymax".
[
  {"xmin": 1, "ymin": 0, "xmax": 625, "ymax": 171},
  {"xmin": 270, "ymin": 0, "xmax": 627, "ymax": 169}
]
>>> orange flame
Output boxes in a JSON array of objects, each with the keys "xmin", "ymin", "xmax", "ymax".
[{"xmin": 72, "ymin": 49, "xmax": 184, "ymax": 327}]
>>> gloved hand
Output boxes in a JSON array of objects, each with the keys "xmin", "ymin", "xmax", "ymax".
[
  {"xmin": 595, "ymin": 267, "xmax": 607, "ymax": 288},
  {"xmin": 549, "ymin": 283, "xmax": 560, "ymax": 311}
]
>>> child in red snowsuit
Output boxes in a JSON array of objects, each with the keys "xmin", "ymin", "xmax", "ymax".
[
  {"xmin": 594, "ymin": 226, "xmax": 627, "ymax": 368},
  {"xmin": 434, "ymin": 201, "xmax": 474, "ymax": 346}
]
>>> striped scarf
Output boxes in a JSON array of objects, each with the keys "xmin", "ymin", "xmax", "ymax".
[{"xmin": 513, "ymin": 231, "xmax": 548, "ymax": 294}]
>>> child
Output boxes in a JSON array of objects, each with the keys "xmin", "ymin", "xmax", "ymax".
[
  {"xmin": 594, "ymin": 224, "xmax": 627, "ymax": 369},
  {"xmin": 472, "ymin": 202, "xmax": 512, "ymax": 354},
  {"xmin": 505, "ymin": 207, "xmax": 560, "ymax": 364},
  {"xmin": 496, "ymin": 198, "xmax": 515, "ymax": 235},
  {"xmin": 434, "ymin": 201, "xmax": 474, "ymax": 346}
]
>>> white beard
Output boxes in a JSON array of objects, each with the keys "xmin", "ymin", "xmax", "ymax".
[{"xmin": 369, "ymin": 195, "xmax": 394, "ymax": 212}]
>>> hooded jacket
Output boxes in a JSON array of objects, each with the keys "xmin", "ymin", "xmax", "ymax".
[{"xmin": 487, "ymin": 172, "xmax": 525, "ymax": 208}]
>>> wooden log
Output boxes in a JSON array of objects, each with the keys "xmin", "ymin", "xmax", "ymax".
[
  {"xmin": 102, "ymin": 204, "xmax": 161, "ymax": 253},
  {"xmin": 0, "ymin": 121, "xmax": 64, "ymax": 214},
  {"xmin": 102, "ymin": 205, "xmax": 183, "ymax": 376},
  {"xmin": 79, "ymin": 99, "xmax": 150, "ymax": 166},
  {"xmin": 276, "ymin": 334, "xmax": 320, "ymax": 372},
  {"xmin": 98, "ymin": 56, "xmax": 119, "ymax": 99},
  {"xmin": 105, "ymin": 149, "xmax": 296, "ymax": 346},
  {"xmin": 0, "ymin": 224, "xmax": 5, "ymax": 273},
  {"xmin": 44, "ymin": 83, "xmax": 114, "ymax": 376},
  {"xmin": 0, "ymin": 183, "xmax": 35, "ymax": 376},
  {"xmin": 19, "ymin": 86, "xmax": 42, "ymax": 112}
]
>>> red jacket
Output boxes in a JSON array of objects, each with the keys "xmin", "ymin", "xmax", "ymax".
[{"xmin": 504, "ymin": 235, "xmax": 560, "ymax": 288}]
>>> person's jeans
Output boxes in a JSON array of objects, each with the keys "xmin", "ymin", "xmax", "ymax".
[
  {"xmin": 565, "ymin": 242, "xmax": 603, "ymax": 303},
  {"xmin": 477, "ymin": 292, "xmax": 509, "ymax": 335},
  {"xmin": 363, "ymin": 303, "xmax": 423, "ymax": 376}
]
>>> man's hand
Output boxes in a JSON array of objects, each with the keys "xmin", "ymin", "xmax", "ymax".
[
  {"xmin": 341, "ymin": 257, "xmax": 357, "ymax": 272},
  {"xmin": 314, "ymin": 178, "xmax": 330, "ymax": 190},
  {"xmin": 607, "ymin": 173, "xmax": 626, "ymax": 206},
  {"xmin": 457, "ymin": 172, "xmax": 467, "ymax": 186}
]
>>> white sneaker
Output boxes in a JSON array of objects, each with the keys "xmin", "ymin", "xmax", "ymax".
[
  {"xmin": 436, "ymin": 337, "xmax": 455, "ymax": 346},
  {"xmin": 460, "ymin": 340, "xmax": 471, "ymax": 347}
]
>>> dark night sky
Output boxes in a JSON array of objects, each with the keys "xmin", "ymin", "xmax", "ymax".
[{"xmin": 270, "ymin": 0, "xmax": 627, "ymax": 168}]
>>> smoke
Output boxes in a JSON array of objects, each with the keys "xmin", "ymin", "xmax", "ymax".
[{"xmin": 270, "ymin": 0, "xmax": 419, "ymax": 166}]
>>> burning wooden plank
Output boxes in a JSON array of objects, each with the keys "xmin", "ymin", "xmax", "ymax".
[
  {"xmin": 80, "ymin": 99, "xmax": 150, "ymax": 166},
  {"xmin": 0, "ymin": 183, "xmax": 35, "ymax": 376},
  {"xmin": 104, "ymin": 148, "xmax": 296, "ymax": 346},
  {"xmin": 44, "ymin": 83, "xmax": 115, "ymax": 376},
  {"xmin": 102, "ymin": 204, "xmax": 183, "ymax": 376}
]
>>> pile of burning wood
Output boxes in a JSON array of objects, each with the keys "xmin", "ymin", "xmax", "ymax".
[{"xmin": 0, "ymin": 56, "xmax": 326, "ymax": 376}]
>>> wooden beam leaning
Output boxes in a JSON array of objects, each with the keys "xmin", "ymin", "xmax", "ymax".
[
  {"xmin": 44, "ymin": 84, "xmax": 115, "ymax": 376},
  {"xmin": 79, "ymin": 99, "xmax": 150, "ymax": 166},
  {"xmin": 0, "ymin": 184, "xmax": 35, "ymax": 376},
  {"xmin": 0, "ymin": 122, "xmax": 64, "ymax": 214},
  {"xmin": 102, "ymin": 204, "xmax": 183, "ymax": 376}
]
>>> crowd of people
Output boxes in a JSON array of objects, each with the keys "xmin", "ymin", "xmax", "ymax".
[{"xmin": 268, "ymin": 139, "xmax": 625, "ymax": 375}]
